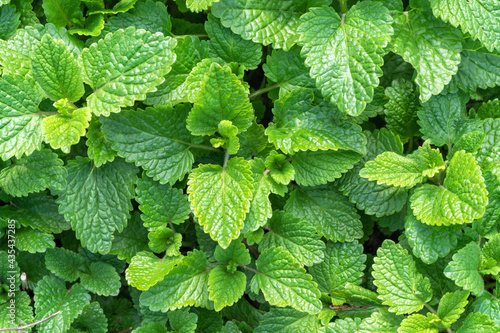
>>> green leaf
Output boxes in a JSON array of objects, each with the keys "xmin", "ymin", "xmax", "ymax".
[
  {"xmin": 34, "ymin": 276, "xmax": 90, "ymax": 333},
  {"xmin": 410, "ymin": 151, "xmax": 488, "ymax": 226},
  {"xmin": 360, "ymin": 141, "xmax": 445, "ymax": 188},
  {"xmin": 0, "ymin": 4, "xmax": 20, "ymax": 40},
  {"xmin": 148, "ymin": 226, "xmax": 182, "ymax": 256},
  {"xmin": 214, "ymin": 240, "xmax": 251, "ymax": 266},
  {"xmin": 188, "ymin": 157, "xmax": 253, "ymax": 248},
  {"xmin": 208, "ymin": 265, "xmax": 246, "ymax": 311},
  {"xmin": 437, "ymin": 290, "xmax": 469, "ymax": 327},
  {"xmin": 136, "ymin": 175, "xmax": 191, "ymax": 228},
  {"xmin": 290, "ymin": 150, "xmax": 362, "ymax": 186},
  {"xmin": 110, "ymin": 212, "xmax": 149, "ymax": 263},
  {"xmin": 71, "ymin": 302, "xmax": 108, "ymax": 333},
  {"xmin": 212, "ymin": 0, "xmax": 331, "ymax": 51},
  {"xmin": 0, "ymin": 148, "xmax": 66, "ymax": 197},
  {"xmin": 254, "ymin": 307, "xmax": 323, "ymax": 333},
  {"xmin": 206, "ymin": 14, "xmax": 262, "ymax": 69},
  {"xmin": 125, "ymin": 251, "xmax": 181, "ymax": 291},
  {"xmin": 266, "ymin": 89, "xmax": 366, "ymax": 155},
  {"xmin": 444, "ymin": 241, "xmax": 484, "ymax": 296},
  {"xmin": 483, "ymin": 234, "xmax": 500, "ymax": 262},
  {"xmin": 0, "ymin": 292, "xmax": 33, "ymax": 330},
  {"xmin": 391, "ymin": 8, "xmax": 462, "ymax": 102},
  {"xmin": 473, "ymin": 292, "xmax": 500, "ymax": 326},
  {"xmin": 260, "ymin": 211, "xmax": 325, "ymax": 266},
  {"xmin": 68, "ymin": 14, "xmax": 104, "ymax": 37},
  {"xmin": 476, "ymin": 99, "xmax": 500, "ymax": 119},
  {"xmin": 372, "ymin": 240, "xmax": 432, "ymax": 315},
  {"xmin": 42, "ymin": 107, "xmax": 92, "ymax": 153},
  {"xmin": 133, "ymin": 322, "xmax": 169, "ymax": 333},
  {"xmin": 185, "ymin": 0, "xmax": 217, "ymax": 11},
  {"xmin": 447, "ymin": 131, "xmax": 485, "ymax": 160},
  {"xmin": 326, "ymin": 318, "xmax": 362, "ymax": 333},
  {"xmin": 79, "ymin": 262, "xmax": 121, "ymax": 296},
  {"xmin": 397, "ymin": 313, "xmax": 440, "ymax": 333},
  {"xmin": 476, "ymin": 118, "xmax": 500, "ymax": 174},
  {"xmin": 168, "ymin": 308, "xmax": 198, "ymax": 333},
  {"xmin": 237, "ymin": 121, "xmax": 268, "ymax": 159},
  {"xmin": 57, "ymin": 157, "xmax": 138, "ymax": 254},
  {"xmin": 42, "ymin": 0, "xmax": 84, "ymax": 28},
  {"xmin": 45, "ymin": 248, "xmax": 89, "ymax": 282},
  {"xmin": 0, "ymin": 74, "xmax": 45, "ymax": 160},
  {"xmin": 298, "ymin": 3, "xmax": 393, "ymax": 115},
  {"xmin": 264, "ymin": 151, "xmax": 295, "ymax": 185},
  {"xmin": 86, "ymin": 117, "xmax": 117, "ymax": 167},
  {"xmin": 430, "ymin": 0, "xmax": 500, "ymax": 52},
  {"xmin": 456, "ymin": 312, "xmax": 498, "ymax": 333},
  {"xmin": 474, "ymin": 171, "xmax": 500, "ymax": 236},
  {"xmin": 186, "ymin": 63, "xmax": 253, "ymax": 136},
  {"xmin": 81, "ymin": 27, "xmax": 176, "ymax": 116},
  {"xmin": 211, "ymin": 120, "xmax": 240, "ymax": 154},
  {"xmin": 309, "ymin": 241, "xmax": 366, "ymax": 294},
  {"xmin": 15, "ymin": 228, "xmax": 55, "ymax": 253},
  {"xmin": 384, "ymin": 78, "xmax": 420, "ymax": 142},
  {"xmin": 140, "ymin": 250, "xmax": 210, "ymax": 311},
  {"xmin": 101, "ymin": 105, "xmax": 195, "ymax": 185},
  {"xmin": 32, "ymin": 35, "xmax": 84, "ymax": 102},
  {"xmin": 359, "ymin": 309, "xmax": 402, "ymax": 332},
  {"xmin": 221, "ymin": 321, "xmax": 241, "ymax": 333},
  {"xmin": 405, "ymin": 210, "xmax": 461, "ymax": 264},
  {"xmin": 251, "ymin": 247, "xmax": 321, "ymax": 314},
  {"xmin": 86, "ymin": 0, "xmax": 138, "ymax": 14},
  {"xmin": 285, "ymin": 184, "xmax": 362, "ymax": 242}
]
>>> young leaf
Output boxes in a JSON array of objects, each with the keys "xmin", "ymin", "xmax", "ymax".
[
  {"xmin": 437, "ymin": 290, "xmax": 470, "ymax": 327},
  {"xmin": 0, "ymin": 148, "xmax": 66, "ymax": 197},
  {"xmin": 391, "ymin": 7, "xmax": 462, "ymax": 102},
  {"xmin": 42, "ymin": 0, "xmax": 84, "ymax": 28},
  {"xmin": 444, "ymin": 241, "xmax": 484, "ymax": 296},
  {"xmin": 188, "ymin": 157, "xmax": 253, "ymax": 248},
  {"xmin": 260, "ymin": 211, "xmax": 325, "ymax": 266},
  {"xmin": 101, "ymin": 105, "xmax": 196, "ymax": 185},
  {"xmin": 410, "ymin": 151, "xmax": 488, "ymax": 226},
  {"xmin": 285, "ymin": 184, "xmax": 362, "ymax": 242},
  {"xmin": 475, "ymin": 99, "xmax": 500, "ymax": 119},
  {"xmin": 186, "ymin": 0, "xmax": 217, "ymax": 12},
  {"xmin": 57, "ymin": 157, "xmax": 138, "ymax": 254},
  {"xmin": 456, "ymin": 312, "xmax": 498, "ymax": 333},
  {"xmin": 264, "ymin": 151, "xmax": 295, "ymax": 185},
  {"xmin": 251, "ymin": 247, "xmax": 322, "ymax": 314},
  {"xmin": 71, "ymin": 302, "xmax": 108, "ymax": 333},
  {"xmin": 42, "ymin": 107, "xmax": 92, "ymax": 153},
  {"xmin": 140, "ymin": 250, "xmax": 210, "ymax": 311},
  {"xmin": 86, "ymin": 118, "xmax": 117, "ymax": 167},
  {"xmin": 474, "ymin": 172, "xmax": 500, "ymax": 236},
  {"xmin": 81, "ymin": 27, "xmax": 176, "ymax": 116},
  {"xmin": 254, "ymin": 307, "xmax": 323, "ymax": 333},
  {"xmin": 214, "ymin": 240, "xmax": 251, "ymax": 266},
  {"xmin": 148, "ymin": 226, "xmax": 182, "ymax": 256},
  {"xmin": 359, "ymin": 309, "xmax": 402, "ymax": 332},
  {"xmin": 168, "ymin": 308, "xmax": 198, "ymax": 333},
  {"xmin": 372, "ymin": 240, "xmax": 433, "ymax": 315},
  {"xmin": 208, "ymin": 265, "xmax": 246, "ymax": 311},
  {"xmin": 397, "ymin": 313, "xmax": 440, "ymax": 333},
  {"xmin": 125, "ymin": 251, "xmax": 181, "ymax": 291}
]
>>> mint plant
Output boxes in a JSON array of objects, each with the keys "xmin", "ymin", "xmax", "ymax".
[{"xmin": 0, "ymin": 0, "xmax": 500, "ymax": 332}]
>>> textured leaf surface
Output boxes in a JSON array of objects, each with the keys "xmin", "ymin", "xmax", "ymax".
[
  {"xmin": 444, "ymin": 242, "xmax": 484, "ymax": 295},
  {"xmin": 456, "ymin": 312, "xmax": 498, "ymax": 333},
  {"xmin": 79, "ymin": 262, "xmax": 121, "ymax": 296},
  {"xmin": 473, "ymin": 292, "xmax": 500, "ymax": 326},
  {"xmin": 252, "ymin": 247, "xmax": 321, "ymax": 314},
  {"xmin": 384, "ymin": 78, "xmax": 419, "ymax": 142},
  {"xmin": 264, "ymin": 151, "xmax": 295, "ymax": 185},
  {"xmin": 309, "ymin": 241, "xmax": 366, "ymax": 294},
  {"xmin": 476, "ymin": 118, "xmax": 500, "ymax": 174},
  {"xmin": 45, "ymin": 248, "xmax": 89, "ymax": 282},
  {"xmin": 110, "ymin": 213, "xmax": 149, "ymax": 262},
  {"xmin": 125, "ymin": 251, "xmax": 181, "ymax": 291},
  {"xmin": 0, "ymin": 292, "xmax": 33, "ymax": 330},
  {"xmin": 299, "ymin": 3, "xmax": 393, "ymax": 115},
  {"xmin": 372, "ymin": 240, "xmax": 432, "ymax": 315},
  {"xmin": 208, "ymin": 265, "xmax": 246, "ymax": 311},
  {"xmin": 15, "ymin": 228, "xmax": 55, "ymax": 253},
  {"xmin": 42, "ymin": 107, "xmax": 91, "ymax": 153},
  {"xmin": 140, "ymin": 250, "xmax": 210, "ymax": 311},
  {"xmin": 430, "ymin": 0, "xmax": 500, "ymax": 52},
  {"xmin": 358, "ymin": 310, "xmax": 402, "ymax": 332},
  {"xmin": 254, "ymin": 307, "xmax": 323, "ymax": 333},
  {"xmin": 42, "ymin": 0, "xmax": 84, "ymax": 28},
  {"xmin": 188, "ymin": 157, "xmax": 253, "ymax": 248},
  {"xmin": 391, "ymin": 8, "xmax": 462, "ymax": 102},
  {"xmin": 187, "ymin": 0, "xmax": 218, "ymax": 12},
  {"xmin": 71, "ymin": 302, "xmax": 108, "ymax": 333},
  {"xmin": 168, "ymin": 309, "xmax": 198, "ymax": 333},
  {"xmin": 285, "ymin": 185, "xmax": 362, "ymax": 242},
  {"xmin": 437, "ymin": 290, "xmax": 469, "ymax": 327},
  {"xmin": 101, "ymin": 105, "xmax": 195, "ymax": 184},
  {"xmin": 0, "ymin": 4, "xmax": 20, "ymax": 40},
  {"xmin": 86, "ymin": 118, "xmax": 116, "ymax": 167},
  {"xmin": 214, "ymin": 240, "xmax": 251, "ymax": 266},
  {"xmin": 81, "ymin": 27, "xmax": 176, "ymax": 116},
  {"xmin": 260, "ymin": 211, "xmax": 324, "ymax": 266},
  {"xmin": 410, "ymin": 151, "xmax": 488, "ymax": 226},
  {"xmin": 397, "ymin": 313, "xmax": 439, "ymax": 333},
  {"xmin": 0, "ymin": 148, "xmax": 66, "ymax": 197},
  {"xmin": 57, "ymin": 158, "xmax": 138, "ymax": 254},
  {"xmin": 32, "ymin": 35, "xmax": 84, "ymax": 102}
]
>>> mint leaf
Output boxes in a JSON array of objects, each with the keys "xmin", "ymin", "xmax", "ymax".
[
  {"xmin": 86, "ymin": 117, "xmax": 117, "ymax": 167},
  {"xmin": 264, "ymin": 151, "xmax": 295, "ymax": 185},
  {"xmin": 110, "ymin": 212, "xmax": 149, "ymax": 262},
  {"xmin": 476, "ymin": 118, "xmax": 500, "ymax": 174},
  {"xmin": 42, "ymin": 0, "xmax": 84, "ymax": 28},
  {"xmin": 214, "ymin": 240, "xmax": 251, "ymax": 266},
  {"xmin": 457, "ymin": 312, "xmax": 498, "ymax": 333},
  {"xmin": 299, "ymin": 3, "xmax": 393, "ymax": 115},
  {"xmin": 444, "ymin": 241, "xmax": 484, "ymax": 296},
  {"xmin": 168, "ymin": 308, "xmax": 198, "ymax": 333},
  {"xmin": 437, "ymin": 290, "xmax": 469, "ymax": 327},
  {"xmin": 71, "ymin": 302, "xmax": 108, "ymax": 333},
  {"xmin": 45, "ymin": 248, "xmax": 89, "ymax": 282},
  {"xmin": 397, "ymin": 313, "xmax": 440, "ymax": 333},
  {"xmin": 254, "ymin": 307, "xmax": 323, "ymax": 333},
  {"xmin": 42, "ymin": 107, "xmax": 91, "ymax": 153},
  {"xmin": 15, "ymin": 228, "xmax": 55, "ymax": 253},
  {"xmin": 186, "ymin": 0, "xmax": 217, "ymax": 12},
  {"xmin": 208, "ymin": 265, "xmax": 246, "ymax": 311},
  {"xmin": 473, "ymin": 292, "xmax": 500, "ymax": 326},
  {"xmin": 125, "ymin": 251, "xmax": 181, "ymax": 291},
  {"xmin": 0, "ymin": 4, "xmax": 20, "ymax": 40},
  {"xmin": 79, "ymin": 261, "xmax": 121, "ymax": 296},
  {"xmin": 0, "ymin": 292, "xmax": 33, "ymax": 330},
  {"xmin": 148, "ymin": 226, "xmax": 182, "ymax": 256}
]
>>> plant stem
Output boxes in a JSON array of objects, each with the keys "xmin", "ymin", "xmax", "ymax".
[
  {"xmin": 339, "ymin": 0, "xmax": 348, "ymax": 14},
  {"xmin": 249, "ymin": 83, "xmax": 282, "ymax": 99}
]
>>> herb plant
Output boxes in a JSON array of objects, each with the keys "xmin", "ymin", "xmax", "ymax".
[{"xmin": 0, "ymin": 0, "xmax": 499, "ymax": 332}]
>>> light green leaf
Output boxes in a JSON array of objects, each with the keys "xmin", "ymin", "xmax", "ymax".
[
  {"xmin": 15, "ymin": 228, "xmax": 55, "ymax": 253},
  {"xmin": 81, "ymin": 27, "xmax": 176, "ymax": 116},
  {"xmin": 473, "ymin": 292, "xmax": 500, "ymax": 326},
  {"xmin": 68, "ymin": 14, "xmax": 105, "ymax": 37},
  {"xmin": 251, "ymin": 247, "xmax": 321, "ymax": 314},
  {"xmin": 309, "ymin": 241, "xmax": 366, "ymax": 294},
  {"xmin": 140, "ymin": 250, "xmax": 210, "ymax": 311},
  {"xmin": 86, "ymin": 118, "xmax": 117, "ymax": 167},
  {"xmin": 132, "ymin": 322, "xmax": 169, "ymax": 333},
  {"xmin": 391, "ymin": 8, "xmax": 462, "ymax": 102},
  {"xmin": 410, "ymin": 151, "xmax": 488, "ymax": 226},
  {"xmin": 186, "ymin": 63, "xmax": 253, "ymax": 136},
  {"xmin": 221, "ymin": 321, "xmax": 241, "ymax": 333},
  {"xmin": 87, "ymin": 0, "xmax": 138, "ymax": 14},
  {"xmin": 71, "ymin": 302, "xmax": 108, "ymax": 333},
  {"xmin": 444, "ymin": 242, "xmax": 484, "ymax": 295},
  {"xmin": 168, "ymin": 309, "xmax": 198, "ymax": 333},
  {"xmin": 0, "ymin": 4, "xmax": 20, "ymax": 40},
  {"xmin": 211, "ymin": 120, "xmax": 240, "ymax": 154},
  {"xmin": 206, "ymin": 14, "xmax": 261, "ymax": 69},
  {"xmin": 110, "ymin": 212, "xmax": 149, "ymax": 263},
  {"xmin": 476, "ymin": 99, "xmax": 500, "ymax": 119},
  {"xmin": 326, "ymin": 318, "xmax": 362, "ymax": 333},
  {"xmin": 57, "ymin": 157, "xmax": 138, "ymax": 254},
  {"xmin": 34, "ymin": 276, "xmax": 90, "ymax": 333},
  {"xmin": 264, "ymin": 151, "xmax": 295, "ymax": 185},
  {"xmin": 212, "ymin": 0, "xmax": 331, "ymax": 51},
  {"xmin": 136, "ymin": 175, "xmax": 191, "ymax": 228},
  {"xmin": 266, "ymin": 89, "xmax": 366, "ymax": 155},
  {"xmin": 474, "ymin": 171, "xmax": 500, "ymax": 236},
  {"xmin": 42, "ymin": 0, "xmax": 84, "ymax": 28},
  {"xmin": 260, "ymin": 210, "xmax": 325, "ymax": 266},
  {"xmin": 483, "ymin": 234, "xmax": 500, "ymax": 263},
  {"xmin": 334, "ymin": 283, "xmax": 383, "ymax": 307},
  {"xmin": 290, "ymin": 149, "xmax": 362, "ymax": 186},
  {"xmin": 384, "ymin": 79, "xmax": 419, "ymax": 142},
  {"xmin": 148, "ymin": 226, "xmax": 182, "ymax": 256},
  {"xmin": 0, "ymin": 148, "xmax": 66, "ymax": 197},
  {"xmin": 476, "ymin": 118, "xmax": 500, "ymax": 174},
  {"xmin": 456, "ymin": 312, "xmax": 498, "ymax": 333},
  {"xmin": 284, "ymin": 184, "xmax": 362, "ymax": 242},
  {"xmin": 447, "ymin": 131, "xmax": 485, "ymax": 160},
  {"xmin": 372, "ymin": 240, "xmax": 432, "ymax": 315},
  {"xmin": 397, "ymin": 313, "xmax": 440, "ymax": 333},
  {"xmin": 79, "ymin": 262, "xmax": 121, "ymax": 296},
  {"xmin": 298, "ymin": 3, "xmax": 393, "ymax": 115},
  {"xmin": 186, "ymin": 0, "xmax": 217, "ymax": 12},
  {"xmin": 437, "ymin": 290, "xmax": 469, "ymax": 327},
  {"xmin": 214, "ymin": 240, "xmax": 251, "ymax": 266},
  {"xmin": 32, "ymin": 35, "xmax": 84, "ymax": 102},
  {"xmin": 430, "ymin": 0, "xmax": 500, "ymax": 52},
  {"xmin": 188, "ymin": 157, "xmax": 253, "ymax": 248},
  {"xmin": 254, "ymin": 307, "xmax": 323, "ymax": 333},
  {"xmin": 359, "ymin": 309, "xmax": 402, "ymax": 332},
  {"xmin": 42, "ymin": 107, "xmax": 91, "ymax": 153},
  {"xmin": 101, "ymin": 105, "xmax": 195, "ymax": 185},
  {"xmin": 0, "ymin": 74, "xmax": 44, "ymax": 161},
  {"xmin": 45, "ymin": 248, "xmax": 89, "ymax": 282},
  {"xmin": 208, "ymin": 265, "xmax": 246, "ymax": 311},
  {"xmin": 405, "ymin": 210, "xmax": 461, "ymax": 264},
  {"xmin": 125, "ymin": 251, "xmax": 181, "ymax": 291}
]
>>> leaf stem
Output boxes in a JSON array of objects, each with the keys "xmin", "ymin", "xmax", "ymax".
[
  {"xmin": 0, "ymin": 311, "xmax": 62, "ymax": 332},
  {"xmin": 249, "ymin": 82, "xmax": 283, "ymax": 99},
  {"xmin": 339, "ymin": 0, "xmax": 348, "ymax": 14},
  {"xmin": 241, "ymin": 265, "xmax": 259, "ymax": 274}
]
